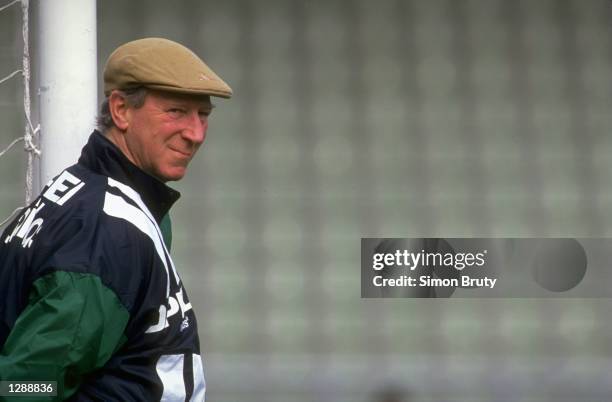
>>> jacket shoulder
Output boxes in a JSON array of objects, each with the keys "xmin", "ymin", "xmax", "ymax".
[{"xmin": 3, "ymin": 166, "xmax": 159, "ymax": 310}]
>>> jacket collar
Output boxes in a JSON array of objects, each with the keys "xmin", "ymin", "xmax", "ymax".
[{"xmin": 78, "ymin": 130, "xmax": 180, "ymax": 222}]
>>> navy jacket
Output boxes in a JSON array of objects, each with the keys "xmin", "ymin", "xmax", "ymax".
[{"xmin": 0, "ymin": 131, "xmax": 205, "ymax": 401}]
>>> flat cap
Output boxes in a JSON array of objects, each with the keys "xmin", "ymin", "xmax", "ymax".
[{"xmin": 103, "ymin": 37, "xmax": 232, "ymax": 98}]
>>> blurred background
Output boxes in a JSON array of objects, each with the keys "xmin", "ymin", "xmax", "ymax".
[{"xmin": 2, "ymin": 0, "xmax": 612, "ymax": 400}]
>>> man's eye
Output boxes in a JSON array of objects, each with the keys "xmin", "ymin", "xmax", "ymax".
[
  {"xmin": 199, "ymin": 110, "xmax": 212, "ymax": 118},
  {"xmin": 168, "ymin": 108, "xmax": 185, "ymax": 116}
]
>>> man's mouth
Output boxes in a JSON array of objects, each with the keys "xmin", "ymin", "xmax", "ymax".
[{"xmin": 169, "ymin": 147, "xmax": 191, "ymax": 158}]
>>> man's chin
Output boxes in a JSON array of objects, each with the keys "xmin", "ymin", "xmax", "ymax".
[{"xmin": 155, "ymin": 168, "xmax": 187, "ymax": 182}]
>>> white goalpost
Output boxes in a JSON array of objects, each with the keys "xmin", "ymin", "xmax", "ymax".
[{"xmin": 37, "ymin": 0, "xmax": 97, "ymax": 189}]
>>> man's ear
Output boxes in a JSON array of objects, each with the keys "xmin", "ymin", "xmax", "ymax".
[{"xmin": 108, "ymin": 91, "xmax": 130, "ymax": 130}]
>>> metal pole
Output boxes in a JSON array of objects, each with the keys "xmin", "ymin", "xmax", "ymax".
[{"xmin": 37, "ymin": 0, "xmax": 97, "ymax": 188}]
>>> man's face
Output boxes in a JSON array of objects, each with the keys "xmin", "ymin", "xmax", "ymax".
[{"xmin": 122, "ymin": 90, "xmax": 213, "ymax": 182}]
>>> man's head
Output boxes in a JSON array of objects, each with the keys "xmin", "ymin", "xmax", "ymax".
[{"xmin": 99, "ymin": 38, "xmax": 232, "ymax": 182}]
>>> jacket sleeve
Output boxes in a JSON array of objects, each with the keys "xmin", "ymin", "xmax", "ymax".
[{"xmin": 0, "ymin": 270, "xmax": 130, "ymax": 401}]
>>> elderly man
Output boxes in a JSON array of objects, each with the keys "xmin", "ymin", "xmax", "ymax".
[{"xmin": 0, "ymin": 38, "xmax": 231, "ymax": 401}]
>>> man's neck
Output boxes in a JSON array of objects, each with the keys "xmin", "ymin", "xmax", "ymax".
[{"xmin": 104, "ymin": 128, "xmax": 138, "ymax": 169}]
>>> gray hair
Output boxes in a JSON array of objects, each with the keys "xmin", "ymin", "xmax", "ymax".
[{"xmin": 96, "ymin": 87, "xmax": 148, "ymax": 133}]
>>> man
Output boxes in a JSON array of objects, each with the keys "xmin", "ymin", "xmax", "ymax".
[{"xmin": 0, "ymin": 37, "xmax": 231, "ymax": 401}]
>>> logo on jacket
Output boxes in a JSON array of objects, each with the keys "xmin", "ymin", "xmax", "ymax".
[
  {"xmin": 146, "ymin": 287, "xmax": 193, "ymax": 334},
  {"xmin": 4, "ymin": 198, "xmax": 45, "ymax": 248},
  {"xmin": 180, "ymin": 316, "xmax": 189, "ymax": 332},
  {"xmin": 4, "ymin": 171, "xmax": 85, "ymax": 248}
]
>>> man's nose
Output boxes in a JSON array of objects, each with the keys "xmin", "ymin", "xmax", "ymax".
[{"xmin": 182, "ymin": 111, "xmax": 207, "ymax": 144}]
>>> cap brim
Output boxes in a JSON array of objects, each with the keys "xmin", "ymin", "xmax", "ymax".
[{"xmin": 144, "ymin": 83, "xmax": 232, "ymax": 99}]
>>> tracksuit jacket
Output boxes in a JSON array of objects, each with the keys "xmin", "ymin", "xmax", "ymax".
[{"xmin": 0, "ymin": 131, "xmax": 205, "ymax": 401}]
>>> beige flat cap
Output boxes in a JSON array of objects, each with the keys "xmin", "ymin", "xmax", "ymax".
[{"xmin": 103, "ymin": 37, "xmax": 232, "ymax": 98}]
